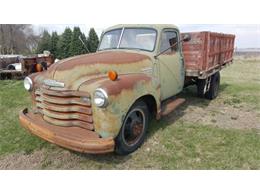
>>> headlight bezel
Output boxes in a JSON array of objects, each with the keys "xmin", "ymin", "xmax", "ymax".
[
  {"xmin": 24, "ymin": 77, "xmax": 33, "ymax": 91},
  {"xmin": 93, "ymin": 88, "xmax": 108, "ymax": 108}
]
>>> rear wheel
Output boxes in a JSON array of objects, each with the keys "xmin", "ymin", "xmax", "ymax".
[
  {"xmin": 197, "ymin": 79, "xmax": 207, "ymax": 98},
  {"xmin": 197, "ymin": 72, "xmax": 220, "ymax": 100},
  {"xmin": 115, "ymin": 101, "xmax": 149, "ymax": 155},
  {"xmin": 205, "ymin": 72, "xmax": 220, "ymax": 100}
]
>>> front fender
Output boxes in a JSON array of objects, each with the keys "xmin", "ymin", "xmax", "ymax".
[{"xmin": 80, "ymin": 73, "xmax": 160, "ymax": 138}]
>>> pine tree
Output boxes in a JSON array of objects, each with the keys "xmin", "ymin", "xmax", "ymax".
[
  {"xmin": 50, "ymin": 31, "xmax": 59, "ymax": 58},
  {"xmin": 69, "ymin": 27, "xmax": 88, "ymax": 57},
  {"xmin": 57, "ymin": 27, "xmax": 72, "ymax": 59},
  {"xmin": 87, "ymin": 28, "xmax": 99, "ymax": 53},
  {"xmin": 36, "ymin": 30, "xmax": 51, "ymax": 53}
]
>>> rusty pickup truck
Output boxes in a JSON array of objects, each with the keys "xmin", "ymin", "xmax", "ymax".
[{"xmin": 19, "ymin": 24, "xmax": 235, "ymax": 155}]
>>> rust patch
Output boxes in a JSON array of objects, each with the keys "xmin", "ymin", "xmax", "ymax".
[
  {"xmin": 182, "ymin": 31, "xmax": 235, "ymax": 76},
  {"xmin": 161, "ymin": 98, "xmax": 185, "ymax": 116},
  {"xmin": 101, "ymin": 74, "xmax": 152, "ymax": 96},
  {"xmin": 19, "ymin": 109, "xmax": 115, "ymax": 154},
  {"xmin": 51, "ymin": 51, "xmax": 149, "ymax": 71},
  {"xmin": 35, "ymin": 86, "xmax": 93, "ymax": 131}
]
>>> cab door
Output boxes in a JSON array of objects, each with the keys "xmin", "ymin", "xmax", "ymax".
[{"xmin": 156, "ymin": 29, "xmax": 185, "ymax": 101}]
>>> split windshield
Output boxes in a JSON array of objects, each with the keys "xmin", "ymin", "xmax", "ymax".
[{"xmin": 98, "ymin": 28, "xmax": 157, "ymax": 52}]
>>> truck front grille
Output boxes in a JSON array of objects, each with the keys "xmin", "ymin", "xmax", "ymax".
[{"xmin": 35, "ymin": 86, "xmax": 94, "ymax": 131}]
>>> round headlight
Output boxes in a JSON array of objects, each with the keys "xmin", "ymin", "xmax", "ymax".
[
  {"xmin": 94, "ymin": 88, "xmax": 108, "ymax": 108},
  {"xmin": 24, "ymin": 77, "xmax": 33, "ymax": 91}
]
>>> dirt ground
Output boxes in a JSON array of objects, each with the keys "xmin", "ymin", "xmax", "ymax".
[{"xmin": 168, "ymin": 96, "xmax": 260, "ymax": 131}]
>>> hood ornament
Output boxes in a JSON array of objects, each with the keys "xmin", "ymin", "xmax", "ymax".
[{"xmin": 44, "ymin": 79, "xmax": 65, "ymax": 88}]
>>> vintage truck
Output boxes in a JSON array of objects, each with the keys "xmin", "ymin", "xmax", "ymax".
[
  {"xmin": 19, "ymin": 24, "xmax": 235, "ymax": 155},
  {"xmin": 0, "ymin": 52, "xmax": 54, "ymax": 80}
]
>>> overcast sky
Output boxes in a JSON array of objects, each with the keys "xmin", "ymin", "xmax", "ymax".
[{"xmin": 33, "ymin": 24, "xmax": 260, "ymax": 49}]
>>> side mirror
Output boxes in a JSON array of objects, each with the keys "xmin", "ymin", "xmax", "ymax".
[
  {"xmin": 155, "ymin": 33, "xmax": 192, "ymax": 59},
  {"xmin": 183, "ymin": 34, "xmax": 191, "ymax": 42}
]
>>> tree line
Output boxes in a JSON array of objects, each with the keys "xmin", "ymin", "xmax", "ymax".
[
  {"xmin": 0, "ymin": 25, "xmax": 100, "ymax": 59},
  {"xmin": 36, "ymin": 27, "xmax": 100, "ymax": 59}
]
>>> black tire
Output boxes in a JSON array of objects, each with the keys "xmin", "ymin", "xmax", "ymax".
[
  {"xmin": 115, "ymin": 101, "xmax": 149, "ymax": 155},
  {"xmin": 7, "ymin": 64, "xmax": 15, "ymax": 70},
  {"xmin": 197, "ymin": 79, "xmax": 207, "ymax": 98},
  {"xmin": 205, "ymin": 72, "xmax": 220, "ymax": 100}
]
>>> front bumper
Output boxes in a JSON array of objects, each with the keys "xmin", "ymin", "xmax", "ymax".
[{"xmin": 19, "ymin": 108, "xmax": 115, "ymax": 154}]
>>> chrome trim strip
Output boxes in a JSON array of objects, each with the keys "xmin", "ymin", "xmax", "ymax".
[{"xmin": 43, "ymin": 79, "xmax": 65, "ymax": 88}]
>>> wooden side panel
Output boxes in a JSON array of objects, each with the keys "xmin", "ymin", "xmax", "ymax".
[
  {"xmin": 182, "ymin": 31, "xmax": 235, "ymax": 77},
  {"xmin": 182, "ymin": 32, "xmax": 206, "ymax": 73}
]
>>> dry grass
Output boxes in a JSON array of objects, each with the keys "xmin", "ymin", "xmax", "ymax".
[{"xmin": 0, "ymin": 56, "xmax": 260, "ymax": 169}]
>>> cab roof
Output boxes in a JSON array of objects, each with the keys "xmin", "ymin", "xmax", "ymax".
[{"xmin": 104, "ymin": 24, "xmax": 179, "ymax": 32}]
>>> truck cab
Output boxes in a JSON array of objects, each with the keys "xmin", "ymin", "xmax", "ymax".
[
  {"xmin": 99, "ymin": 24, "xmax": 185, "ymax": 100},
  {"xmin": 19, "ymin": 24, "xmax": 235, "ymax": 155}
]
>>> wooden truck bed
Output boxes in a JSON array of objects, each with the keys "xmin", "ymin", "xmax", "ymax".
[{"xmin": 182, "ymin": 32, "xmax": 235, "ymax": 79}]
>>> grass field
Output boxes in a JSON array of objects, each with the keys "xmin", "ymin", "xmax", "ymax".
[{"xmin": 0, "ymin": 57, "xmax": 259, "ymax": 169}]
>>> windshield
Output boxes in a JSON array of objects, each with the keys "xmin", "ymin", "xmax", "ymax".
[{"xmin": 98, "ymin": 28, "xmax": 157, "ymax": 52}]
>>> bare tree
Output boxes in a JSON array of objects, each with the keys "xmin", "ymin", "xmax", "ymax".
[{"xmin": 0, "ymin": 24, "xmax": 40, "ymax": 55}]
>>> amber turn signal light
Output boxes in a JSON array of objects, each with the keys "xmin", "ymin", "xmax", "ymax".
[{"xmin": 108, "ymin": 70, "xmax": 118, "ymax": 81}]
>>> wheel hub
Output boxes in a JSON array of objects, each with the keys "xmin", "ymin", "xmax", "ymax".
[{"xmin": 123, "ymin": 109, "xmax": 145, "ymax": 146}]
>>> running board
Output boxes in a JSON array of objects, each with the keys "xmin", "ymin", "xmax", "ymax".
[{"xmin": 161, "ymin": 98, "xmax": 186, "ymax": 116}]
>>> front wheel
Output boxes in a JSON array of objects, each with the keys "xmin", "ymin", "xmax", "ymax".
[{"xmin": 115, "ymin": 101, "xmax": 149, "ymax": 155}]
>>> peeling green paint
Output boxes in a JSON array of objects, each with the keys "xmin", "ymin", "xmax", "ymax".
[{"xmin": 31, "ymin": 24, "xmax": 185, "ymax": 139}]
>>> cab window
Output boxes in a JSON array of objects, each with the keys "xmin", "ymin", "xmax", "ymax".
[{"xmin": 160, "ymin": 30, "xmax": 178, "ymax": 54}]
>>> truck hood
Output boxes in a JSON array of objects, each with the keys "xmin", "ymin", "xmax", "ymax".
[{"xmin": 44, "ymin": 51, "xmax": 153, "ymax": 90}]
